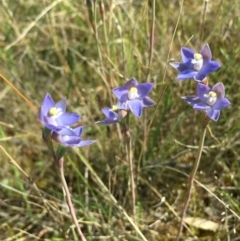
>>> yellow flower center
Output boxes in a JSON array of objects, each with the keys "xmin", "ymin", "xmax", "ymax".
[
  {"xmin": 204, "ymin": 91, "xmax": 217, "ymax": 106},
  {"xmin": 209, "ymin": 91, "xmax": 217, "ymax": 98},
  {"xmin": 128, "ymin": 87, "xmax": 139, "ymax": 100},
  {"xmin": 112, "ymin": 105, "xmax": 118, "ymax": 111},
  {"xmin": 194, "ymin": 53, "xmax": 203, "ymax": 60},
  {"xmin": 192, "ymin": 53, "xmax": 203, "ymax": 71},
  {"xmin": 48, "ymin": 107, "xmax": 58, "ymax": 116}
]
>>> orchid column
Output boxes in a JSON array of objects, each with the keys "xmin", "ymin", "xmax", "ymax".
[{"xmin": 170, "ymin": 44, "xmax": 230, "ymax": 241}]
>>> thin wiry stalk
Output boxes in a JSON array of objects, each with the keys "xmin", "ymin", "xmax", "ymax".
[
  {"xmin": 162, "ymin": 0, "xmax": 185, "ymax": 85},
  {"xmin": 140, "ymin": 0, "xmax": 156, "ymax": 170},
  {"xmin": 146, "ymin": 0, "xmax": 155, "ymax": 82},
  {"xmin": 199, "ymin": 0, "xmax": 209, "ymax": 45},
  {"xmin": 147, "ymin": 164, "xmax": 240, "ymax": 221},
  {"xmin": 176, "ymin": 119, "xmax": 209, "ymax": 241},
  {"xmin": 126, "ymin": 113, "xmax": 137, "ymax": 223},
  {"xmin": 139, "ymin": 176, "xmax": 195, "ymax": 237},
  {"xmin": 92, "ymin": 0, "xmax": 112, "ymax": 106},
  {"xmin": 138, "ymin": 0, "xmax": 185, "ymax": 162},
  {"xmin": 99, "ymin": 1, "xmax": 114, "ymax": 88},
  {"xmin": 76, "ymin": 150, "xmax": 148, "ymax": 241},
  {"xmin": 58, "ymin": 157, "xmax": 87, "ymax": 241}
]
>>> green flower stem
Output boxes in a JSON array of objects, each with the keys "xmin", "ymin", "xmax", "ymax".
[
  {"xmin": 126, "ymin": 113, "xmax": 137, "ymax": 223},
  {"xmin": 58, "ymin": 157, "xmax": 87, "ymax": 241},
  {"xmin": 176, "ymin": 118, "xmax": 209, "ymax": 241}
]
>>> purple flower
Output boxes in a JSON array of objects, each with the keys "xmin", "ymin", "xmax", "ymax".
[
  {"xmin": 51, "ymin": 126, "xmax": 96, "ymax": 147},
  {"xmin": 96, "ymin": 106, "xmax": 127, "ymax": 125},
  {"xmin": 182, "ymin": 82, "xmax": 230, "ymax": 121},
  {"xmin": 170, "ymin": 44, "xmax": 220, "ymax": 81},
  {"xmin": 38, "ymin": 93, "xmax": 80, "ymax": 131},
  {"xmin": 112, "ymin": 78, "xmax": 155, "ymax": 118}
]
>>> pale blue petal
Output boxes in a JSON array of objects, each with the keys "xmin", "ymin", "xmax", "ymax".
[
  {"xmin": 212, "ymin": 82, "xmax": 225, "ymax": 98},
  {"xmin": 73, "ymin": 140, "xmax": 96, "ymax": 147},
  {"xmin": 193, "ymin": 102, "xmax": 211, "ymax": 110},
  {"xmin": 212, "ymin": 97, "xmax": 230, "ymax": 110},
  {"xmin": 56, "ymin": 113, "xmax": 80, "ymax": 126},
  {"xmin": 206, "ymin": 109, "xmax": 220, "ymax": 121},
  {"xmin": 142, "ymin": 96, "xmax": 155, "ymax": 107},
  {"xmin": 197, "ymin": 83, "xmax": 211, "ymax": 102},
  {"xmin": 177, "ymin": 69, "xmax": 197, "ymax": 80},
  {"xmin": 124, "ymin": 78, "xmax": 138, "ymax": 89},
  {"xmin": 42, "ymin": 93, "xmax": 55, "ymax": 116},
  {"xmin": 137, "ymin": 83, "xmax": 154, "ymax": 98},
  {"xmin": 73, "ymin": 126, "xmax": 84, "ymax": 136},
  {"xmin": 128, "ymin": 99, "xmax": 142, "ymax": 118},
  {"xmin": 182, "ymin": 96, "xmax": 201, "ymax": 106},
  {"xmin": 55, "ymin": 99, "xmax": 66, "ymax": 113},
  {"xmin": 112, "ymin": 86, "xmax": 128, "ymax": 102},
  {"xmin": 200, "ymin": 44, "xmax": 212, "ymax": 63},
  {"xmin": 170, "ymin": 62, "xmax": 189, "ymax": 72},
  {"xmin": 181, "ymin": 47, "xmax": 194, "ymax": 64},
  {"xmin": 199, "ymin": 61, "xmax": 220, "ymax": 76}
]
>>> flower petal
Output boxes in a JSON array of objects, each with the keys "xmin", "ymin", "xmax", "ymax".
[
  {"xmin": 200, "ymin": 44, "xmax": 212, "ymax": 63},
  {"xmin": 194, "ymin": 72, "xmax": 207, "ymax": 81},
  {"xmin": 112, "ymin": 86, "xmax": 128, "ymax": 102},
  {"xmin": 55, "ymin": 98, "xmax": 66, "ymax": 113},
  {"xmin": 73, "ymin": 126, "xmax": 84, "ymax": 136},
  {"xmin": 96, "ymin": 118, "xmax": 119, "ymax": 125},
  {"xmin": 170, "ymin": 62, "xmax": 189, "ymax": 72},
  {"xmin": 45, "ymin": 123, "xmax": 63, "ymax": 132},
  {"xmin": 101, "ymin": 107, "xmax": 111, "ymax": 117},
  {"xmin": 56, "ymin": 127, "xmax": 76, "ymax": 135},
  {"xmin": 41, "ymin": 93, "xmax": 55, "ymax": 116},
  {"xmin": 96, "ymin": 107, "xmax": 120, "ymax": 125},
  {"xmin": 177, "ymin": 69, "xmax": 197, "ymax": 80},
  {"xmin": 56, "ymin": 113, "xmax": 80, "ymax": 126},
  {"xmin": 124, "ymin": 78, "xmax": 138, "ymax": 89},
  {"xmin": 212, "ymin": 97, "xmax": 230, "ymax": 110},
  {"xmin": 181, "ymin": 96, "xmax": 202, "ymax": 106},
  {"xmin": 117, "ymin": 100, "xmax": 128, "ymax": 110},
  {"xmin": 37, "ymin": 108, "xmax": 44, "ymax": 123},
  {"xmin": 181, "ymin": 47, "xmax": 195, "ymax": 64},
  {"xmin": 128, "ymin": 99, "xmax": 142, "ymax": 118},
  {"xmin": 142, "ymin": 96, "xmax": 155, "ymax": 107},
  {"xmin": 72, "ymin": 140, "xmax": 96, "ymax": 147},
  {"xmin": 193, "ymin": 102, "xmax": 211, "ymax": 110},
  {"xmin": 197, "ymin": 83, "xmax": 211, "ymax": 102},
  {"xmin": 199, "ymin": 60, "xmax": 220, "ymax": 76},
  {"xmin": 212, "ymin": 82, "xmax": 225, "ymax": 98},
  {"xmin": 206, "ymin": 109, "xmax": 220, "ymax": 121},
  {"xmin": 137, "ymin": 83, "xmax": 154, "ymax": 98},
  {"xmin": 52, "ymin": 127, "xmax": 96, "ymax": 147},
  {"xmin": 62, "ymin": 135, "xmax": 81, "ymax": 145}
]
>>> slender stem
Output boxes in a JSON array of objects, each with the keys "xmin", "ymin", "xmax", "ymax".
[
  {"xmin": 139, "ymin": 0, "xmax": 156, "ymax": 173},
  {"xmin": 146, "ymin": 0, "xmax": 155, "ymax": 82},
  {"xmin": 176, "ymin": 121, "xmax": 208, "ymax": 241},
  {"xmin": 92, "ymin": 0, "xmax": 112, "ymax": 106},
  {"xmin": 99, "ymin": 1, "xmax": 114, "ymax": 88},
  {"xmin": 199, "ymin": 0, "xmax": 208, "ymax": 45},
  {"xmin": 76, "ymin": 151, "xmax": 148, "ymax": 241},
  {"xmin": 126, "ymin": 114, "xmax": 136, "ymax": 223},
  {"xmin": 58, "ymin": 157, "xmax": 87, "ymax": 241},
  {"xmin": 138, "ymin": 0, "xmax": 185, "ymax": 162}
]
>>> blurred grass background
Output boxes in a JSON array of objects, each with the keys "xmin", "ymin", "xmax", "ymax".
[{"xmin": 0, "ymin": 0, "xmax": 240, "ymax": 240}]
